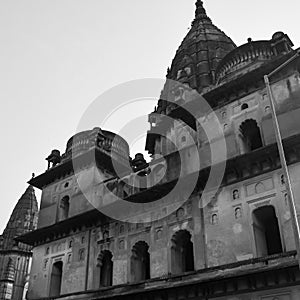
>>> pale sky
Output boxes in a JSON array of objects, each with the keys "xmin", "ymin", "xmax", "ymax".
[{"xmin": 1, "ymin": 0, "xmax": 300, "ymax": 233}]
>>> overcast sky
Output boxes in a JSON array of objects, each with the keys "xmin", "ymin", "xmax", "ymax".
[{"xmin": 1, "ymin": 0, "xmax": 299, "ymax": 233}]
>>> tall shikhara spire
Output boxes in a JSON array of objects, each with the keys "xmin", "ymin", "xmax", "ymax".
[
  {"xmin": 0, "ymin": 185, "xmax": 38, "ymax": 300},
  {"xmin": 166, "ymin": 0, "xmax": 236, "ymax": 93},
  {"xmin": 0, "ymin": 185, "xmax": 38, "ymax": 251},
  {"xmin": 146, "ymin": 1, "xmax": 237, "ymax": 154}
]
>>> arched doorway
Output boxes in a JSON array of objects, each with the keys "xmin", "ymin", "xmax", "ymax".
[
  {"xmin": 252, "ymin": 206, "xmax": 283, "ymax": 257},
  {"xmin": 130, "ymin": 241, "xmax": 150, "ymax": 282},
  {"xmin": 239, "ymin": 119, "xmax": 263, "ymax": 153},
  {"xmin": 49, "ymin": 261, "xmax": 63, "ymax": 297},
  {"xmin": 98, "ymin": 250, "xmax": 113, "ymax": 287},
  {"xmin": 171, "ymin": 230, "xmax": 194, "ymax": 274}
]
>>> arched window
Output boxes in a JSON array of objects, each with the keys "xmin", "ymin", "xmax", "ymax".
[
  {"xmin": 241, "ymin": 103, "xmax": 249, "ymax": 110},
  {"xmin": 98, "ymin": 250, "xmax": 113, "ymax": 287},
  {"xmin": 176, "ymin": 208, "xmax": 185, "ymax": 219},
  {"xmin": 233, "ymin": 189, "xmax": 240, "ymax": 200},
  {"xmin": 239, "ymin": 119, "xmax": 263, "ymax": 153},
  {"xmin": 280, "ymin": 174, "xmax": 286, "ymax": 185},
  {"xmin": 59, "ymin": 196, "xmax": 70, "ymax": 221},
  {"xmin": 49, "ymin": 261, "xmax": 63, "ymax": 297},
  {"xmin": 78, "ymin": 248, "xmax": 85, "ymax": 261},
  {"xmin": 235, "ymin": 207, "xmax": 242, "ymax": 219},
  {"xmin": 211, "ymin": 213, "xmax": 218, "ymax": 225},
  {"xmin": 252, "ymin": 206, "xmax": 283, "ymax": 257},
  {"xmin": 130, "ymin": 241, "xmax": 150, "ymax": 282},
  {"xmin": 171, "ymin": 230, "xmax": 194, "ymax": 275}
]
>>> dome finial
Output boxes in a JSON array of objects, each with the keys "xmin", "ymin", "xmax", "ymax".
[{"xmin": 195, "ymin": 0, "xmax": 210, "ymax": 21}]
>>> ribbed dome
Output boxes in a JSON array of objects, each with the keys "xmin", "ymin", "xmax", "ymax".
[
  {"xmin": 167, "ymin": 0, "xmax": 236, "ymax": 92},
  {"xmin": 1, "ymin": 186, "xmax": 38, "ymax": 251}
]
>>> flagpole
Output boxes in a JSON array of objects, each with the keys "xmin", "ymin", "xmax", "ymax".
[{"xmin": 264, "ymin": 50, "xmax": 300, "ymax": 266}]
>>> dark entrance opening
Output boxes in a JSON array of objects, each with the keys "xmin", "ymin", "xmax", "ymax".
[
  {"xmin": 99, "ymin": 250, "xmax": 113, "ymax": 287},
  {"xmin": 252, "ymin": 206, "xmax": 283, "ymax": 257},
  {"xmin": 130, "ymin": 241, "xmax": 150, "ymax": 282},
  {"xmin": 49, "ymin": 261, "xmax": 63, "ymax": 297},
  {"xmin": 240, "ymin": 119, "xmax": 263, "ymax": 152},
  {"xmin": 171, "ymin": 230, "xmax": 194, "ymax": 274}
]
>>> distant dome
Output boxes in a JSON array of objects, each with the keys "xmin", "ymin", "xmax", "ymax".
[
  {"xmin": 167, "ymin": 0, "xmax": 236, "ymax": 92},
  {"xmin": 63, "ymin": 128, "xmax": 130, "ymax": 165}
]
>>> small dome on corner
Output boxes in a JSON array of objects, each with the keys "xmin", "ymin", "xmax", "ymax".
[{"xmin": 272, "ymin": 31, "xmax": 285, "ymax": 40}]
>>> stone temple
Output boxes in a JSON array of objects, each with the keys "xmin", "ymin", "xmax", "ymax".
[
  {"xmin": 6, "ymin": 1, "xmax": 300, "ymax": 299},
  {"xmin": 0, "ymin": 186, "xmax": 38, "ymax": 299}
]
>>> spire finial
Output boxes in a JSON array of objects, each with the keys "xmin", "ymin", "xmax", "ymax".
[{"xmin": 195, "ymin": 0, "xmax": 210, "ymax": 21}]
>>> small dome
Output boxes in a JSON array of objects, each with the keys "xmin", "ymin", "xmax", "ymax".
[
  {"xmin": 272, "ymin": 31, "xmax": 285, "ymax": 40},
  {"xmin": 63, "ymin": 128, "xmax": 130, "ymax": 165},
  {"xmin": 215, "ymin": 40, "xmax": 275, "ymax": 84}
]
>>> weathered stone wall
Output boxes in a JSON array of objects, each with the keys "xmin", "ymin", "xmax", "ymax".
[
  {"xmin": 154, "ymin": 71, "xmax": 300, "ymax": 162},
  {"xmin": 37, "ymin": 165, "xmax": 114, "ymax": 229},
  {"xmin": 204, "ymin": 164, "xmax": 300, "ymax": 267},
  {"xmin": 28, "ymin": 159, "xmax": 300, "ymax": 298},
  {"xmin": 28, "ymin": 231, "xmax": 90, "ymax": 299},
  {"xmin": 28, "ymin": 64, "xmax": 300, "ymax": 299},
  {"xmin": 211, "ymin": 287, "xmax": 300, "ymax": 300}
]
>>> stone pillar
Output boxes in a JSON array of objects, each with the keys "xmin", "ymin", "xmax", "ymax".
[{"xmin": 0, "ymin": 258, "xmax": 15, "ymax": 300}]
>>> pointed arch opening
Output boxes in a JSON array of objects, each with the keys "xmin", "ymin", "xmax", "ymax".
[
  {"xmin": 98, "ymin": 250, "xmax": 113, "ymax": 287},
  {"xmin": 49, "ymin": 261, "xmax": 63, "ymax": 297},
  {"xmin": 252, "ymin": 205, "xmax": 283, "ymax": 257},
  {"xmin": 130, "ymin": 241, "xmax": 150, "ymax": 282},
  {"xmin": 171, "ymin": 230, "xmax": 194, "ymax": 274},
  {"xmin": 239, "ymin": 119, "xmax": 263, "ymax": 153}
]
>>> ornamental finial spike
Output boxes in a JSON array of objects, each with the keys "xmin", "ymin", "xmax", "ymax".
[{"xmin": 195, "ymin": 0, "xmax": 210, "ymax": 21}]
